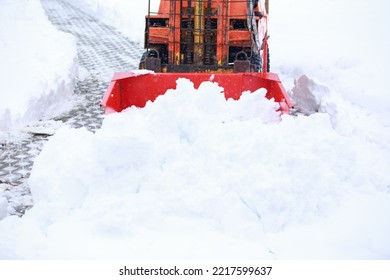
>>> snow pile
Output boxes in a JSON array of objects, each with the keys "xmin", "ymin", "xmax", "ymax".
[
  {"xmin": 0, "ymin": 0, "xmax": 77, "ymax": 138},
  {"xmin": 0, "ymin": 78, "xmax": 389, "ymax": 259},
  {"xmin": 0, "ymin": 197, "xmax": 8, "ymax": 221},
  {"xmin": 272, "ymin": 0, "xmax": 390, "ymax": 115},
  {"xmin": 291, "ymin": 75, "xmax": 390, "ymax": 152}
]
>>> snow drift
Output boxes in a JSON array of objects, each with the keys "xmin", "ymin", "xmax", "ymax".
[
  {"xmin": 0, "ymin": 0, "xmax": 77, "ymax": 138},
  {"xmin": 0, "ymin": 79, "xmax": 389, "ymax": 259}
]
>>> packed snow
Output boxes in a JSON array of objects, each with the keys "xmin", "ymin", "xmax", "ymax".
[
  {"xmin": 0, "ymin": 0, "xmax": 77, "ymax": 140},
  {"xmin": 0, "ymin": 196, "xmax": 7, "ymax": 221},
  {"xmin": 1, "ymin": 0, "xmax": 390, "ymax": 259}
]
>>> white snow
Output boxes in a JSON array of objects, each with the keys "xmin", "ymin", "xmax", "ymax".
[
  {"xmin": 272, "ymin": 0, "xmax": 390, "ymax": 116},
  {"xmin": 0, "ymin": 0, "xmax": 390, "ymax": 260},
  {"xmin": 0, "ymin": 0, "xmax": 77, "ymax": 140},
  {"xmin": 0, "ymin": 196, "xmax": 8, "ymax": 221}
]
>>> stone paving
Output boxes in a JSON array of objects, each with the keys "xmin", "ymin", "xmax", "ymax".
[{"xmin": 0, "ymin": 0, "xmax": 144, "ymax": 215}]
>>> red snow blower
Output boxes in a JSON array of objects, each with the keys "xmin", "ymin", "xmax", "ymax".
[{"xmin": 101, "ymin": 0, "xmax": 293, "ymax": 114}]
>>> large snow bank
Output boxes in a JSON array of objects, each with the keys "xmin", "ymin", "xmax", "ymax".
[
  {"xmin": 0, "ymin": 79, "xmax": 389, "ymax": 259},
  {"xmin": 0, "ymin": 0, "xmax": 77, "ymax": 138},
  {"xmin": 272, "ymin": 0, "xmax": 390, "ymax": 115}
]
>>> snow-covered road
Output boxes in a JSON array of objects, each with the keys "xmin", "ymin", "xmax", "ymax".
[{"xmin": 0, "ymin": 0, "xmax": 143, "ymax": 215}]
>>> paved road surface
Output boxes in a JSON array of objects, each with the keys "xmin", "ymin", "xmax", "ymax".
[{"xmin": 0, "ymin": 0, "xmax": 143, "ymax": 215}]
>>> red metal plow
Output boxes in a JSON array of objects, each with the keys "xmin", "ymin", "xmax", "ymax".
[{"xmin": 101, "ymin": 71, "xmax": 293, "ymax": 114}]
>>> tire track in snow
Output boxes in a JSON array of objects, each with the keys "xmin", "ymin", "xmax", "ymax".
[{"xmin": 0, "ymin": 0, "xmax": 143, "ymax": 216}]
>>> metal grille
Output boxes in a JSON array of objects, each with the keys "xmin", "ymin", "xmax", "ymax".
[{"xmin": 145, "ymin": 0, "xmax": 258, "ymax": 70}]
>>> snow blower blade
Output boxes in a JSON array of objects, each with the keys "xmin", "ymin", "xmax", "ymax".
[{"xmin": 102, "ymin": 71, "xmax": 292, "ymax": 114}]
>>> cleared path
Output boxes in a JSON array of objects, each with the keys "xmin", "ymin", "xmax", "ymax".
[{"xmin": 0, "ymin": 0, "xmax": 143, "ymax": 215}]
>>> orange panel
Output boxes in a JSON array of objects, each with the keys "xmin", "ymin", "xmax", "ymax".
[
  {"xmin": 228, "ymin": 30, "xmax": 251, "ymax": 46},
  {"xmin": 149, "ymin": 27, "xmax": 170, "ymax": 44}
]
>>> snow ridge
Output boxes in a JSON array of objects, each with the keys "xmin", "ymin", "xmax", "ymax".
[{"xmin": 0, "ymin": 0, "xmax": 77, "ymax": 138}]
